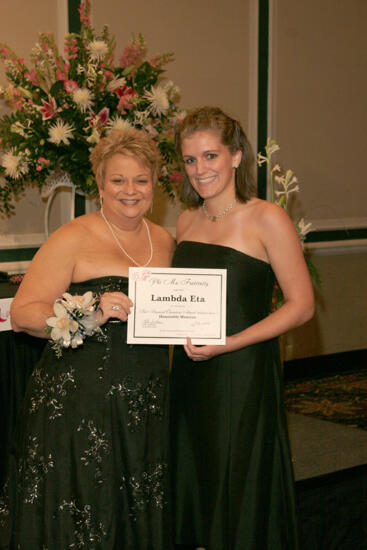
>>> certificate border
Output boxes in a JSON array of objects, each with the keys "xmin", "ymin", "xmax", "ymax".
[{"xmin": 128, "ymin": 268, "xmax": 226, "ymax": 344}]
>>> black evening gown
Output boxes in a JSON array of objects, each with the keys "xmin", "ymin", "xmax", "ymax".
[
  {"xmin": 170, "ymin": 242, "xmax": 298, "ymax": 550},
  {"xmin": 0, "ymin": 277, "xmax": 172, "ymax": 550}
]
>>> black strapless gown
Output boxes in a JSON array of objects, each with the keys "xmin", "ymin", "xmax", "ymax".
[
  {"xmin": 170, "ymin": 242, "xmax": 298, "ymax": 550},
  {"xmin": 0, "ymin": 277, "xmax": 172, "ymax": 550}
]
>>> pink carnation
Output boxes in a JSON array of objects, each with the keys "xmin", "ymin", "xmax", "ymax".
[
  {"xmin": 149, "ymin": 55, "xmax": 160, "ymax": 68},
  {"xmin": 36, "ymin": 157, "xmax": 50, "ymax": 172},
  {"xmin": 0, "ymin": 45, "xmax": 10, "ymax": 58},
  {"xmin": 169, "ymin": 170, "xmax": 183, "ymax": 183},
  {"xmin": 25, "ymin": 69, "xmax": 39, "ymax": 87},
  {"xmin": 56, "ymin": 71, "xmax": 67, "ymax": 81},
  {"xmin": 78, "ymin": 1, "xmax": 91, "ymax": 27},
  {"xmin": 64, "ymin": 80, "xmax": 78, "ymax": 93},
  {"xmin": 119, "ymin": 43, "xmax": 145, "ymax": 69}
]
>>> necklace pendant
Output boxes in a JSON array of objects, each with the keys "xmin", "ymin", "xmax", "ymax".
[{"xmin": 202, "ymin": 198, "xmax": 237, "ymax": 222}]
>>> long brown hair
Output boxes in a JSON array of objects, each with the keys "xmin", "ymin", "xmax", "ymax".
[{"xmin": 175, "ymin": 106, "xmax": 256, "ymax": 207}]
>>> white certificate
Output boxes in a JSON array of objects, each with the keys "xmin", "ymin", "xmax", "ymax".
[{"xmin": 127, "ymin": 267, "xmax": 227, "ymax": 345}]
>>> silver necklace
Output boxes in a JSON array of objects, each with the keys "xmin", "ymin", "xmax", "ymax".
[
  {"xmin": 100, "ymin": 207, "xmax": 153, "ymax": 267},
  {"xmin": 202, "ymin": 198, "xmax": 237, "ymax": 222}
]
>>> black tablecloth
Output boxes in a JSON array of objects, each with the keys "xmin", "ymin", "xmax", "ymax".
[{"xmin": 0, "ymin": 281, "xmax": 45, "ymax": 485}]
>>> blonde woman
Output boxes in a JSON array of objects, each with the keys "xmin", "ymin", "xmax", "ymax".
[{"xmin": 2, "ymin": 128, "xmax": 175, "ymax": 549}]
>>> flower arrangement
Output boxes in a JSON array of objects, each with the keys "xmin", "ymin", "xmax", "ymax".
[
  {"xmin": 0, "ymin": 0, "xmax": 184, "ymax": 214},
  {"xmin": 257, "ymin": 139, "xmax": 321, "ymax": 306},
  {"xmin": 46, "ymin": 291, "xmax": 102, "ymax": 357}
]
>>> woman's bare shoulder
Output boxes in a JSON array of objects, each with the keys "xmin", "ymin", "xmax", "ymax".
[
  {"xmin": 176, "ymin": 207, "xmax": 199, "ymax": 238},
  {"xmin": 29, "ymin": 215, "xmax": 98, "ymax": 268},
  {"xmin": 48, "ymin": 213, "xmax": 98, "ymax": 243},
  {"xmin": 243, "ymin": 197, "xmax": 292, "ymax": 227},
  {"xmin": 148, "ymin": 219, "xmax": 175, "ymax": 245}
]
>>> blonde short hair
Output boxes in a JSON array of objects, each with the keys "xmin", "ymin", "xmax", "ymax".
[{"xmin": 90, "ymin": 128, "xmax": 161, "ymax": 188}]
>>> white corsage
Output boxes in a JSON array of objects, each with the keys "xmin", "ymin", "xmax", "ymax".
[{"xmin": 46, "ymin": 291, "xmax": 102, "ymax": 357}]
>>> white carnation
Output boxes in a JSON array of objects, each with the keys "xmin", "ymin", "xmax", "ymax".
[
  {"xmin": 144, "ymin": 85, "xmax": 169, "ymax": 116},
  {"xmin": 73, "ymin": 88, "xmax": 93, "ymax": 112},
  {"xmin": 48, "ymin": 120, "xmax": 74, "ymax": 145},
  {"xmin": 107, "ymin": 117, "xmax": 132, "ymax": 133},
  {"xmin": 87, "ymin": 40, "xmax": 108, "ymax": 61},
  {"xmin": 1, "ymin": 149, "xmax": 29, "ymax": 179}
]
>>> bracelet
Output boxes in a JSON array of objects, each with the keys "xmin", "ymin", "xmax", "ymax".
[{"xmin": 46, "ymin": 291, "xmax": 102, "ymax": 357}]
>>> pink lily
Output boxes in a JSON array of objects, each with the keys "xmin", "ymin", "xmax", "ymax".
[
  {"xmin": 41, "ymin": 96, "xmax": 59, "ymax": 120},
  {"xmin": 87, "ymin": 107, "xmax": 110, "ymax": 130},
  {"xmin": 115, "ymin": 86, "xmax": 136, "ymax": 114}
]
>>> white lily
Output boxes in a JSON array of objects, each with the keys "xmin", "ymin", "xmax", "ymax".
[
  {"xmin": 61, "ymin": 291, "xmax": 96, "ymax": 312},
  {"xmin": 86, "ymin": 129, "xmax": 100, "ymax": 144},
  {"xmin": 297, "ymin": 218, "xmax": 312, "ymax": 237},
  {"xmin": 107, "ymin": 77, "xmax": 127, "ymax": 92},
  {"xmin": 46, "ymin": 302, "xmax": 78, "ymax": 345},
  {"xmin": 271, "ymin": 164, "xmax": 281, "ymax": 174},
  {"xmin": 257, "ymin": 152, "xmax": 268, "ymax": 166},
  {"xmin": 71, "ymin": 333, "xmax": 84, "ymax": 348},
  {"xmin": 274, "ymin": 185, "xmax": 300, "ymax": 197},
  {"xmin": 265, "ymin": 139, "xmax": 280, "ymax": 157}
]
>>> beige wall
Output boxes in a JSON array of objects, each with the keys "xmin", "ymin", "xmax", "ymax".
[
  {"xmin": 93, "ymin": 0, "xmax": 255, "ymax": 228},
  {"xmin": 0, "ymin": 0, "xmax": 63, "ymax": 237},
  {"xmin": 270, "ymin": 0, "xmax": 367, "ymax": 227},
  {"xmin": 284, "ymin": 248, "xmax": 367, "ymax": 359},
  {"xmin": 270, "ymin": 0, "xmax": 367, "ymax": 358}
]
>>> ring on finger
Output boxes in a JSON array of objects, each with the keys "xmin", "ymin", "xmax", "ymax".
[{"xmin": 111, "ymin": 304, "xmax": 120, "ymax": 311}]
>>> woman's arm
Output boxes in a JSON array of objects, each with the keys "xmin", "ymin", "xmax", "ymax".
[
  {"xmin": 184, "ymin": 204, "xmax": 314, "ymax": 361},
  {"xmin": 11, "ymin": 217, "xmax": 163, "ymax": 339},
  {"xmin": 11, "ymin": 223, "xmax": 83, "ymax": 338}
]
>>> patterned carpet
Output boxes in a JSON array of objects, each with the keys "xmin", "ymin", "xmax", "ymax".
[{"xmin": 285, "ymin": 370, "xmax": 367, "ymax": 431}]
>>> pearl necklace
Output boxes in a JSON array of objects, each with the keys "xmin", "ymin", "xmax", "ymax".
[
  {"xmin": 202, "ymin": 198, "xmax": 237, "ymax": 222},
  {"xmin": 100, "ymin": 207, "xmax": 153, "ymax": 267}
]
